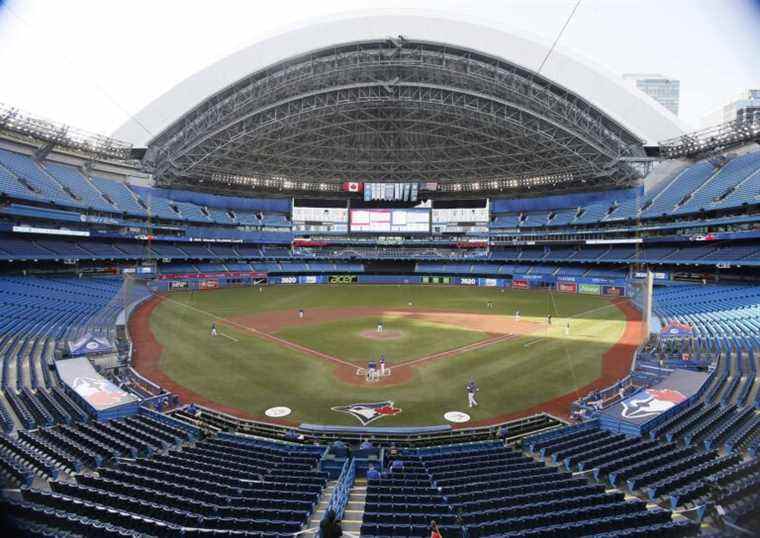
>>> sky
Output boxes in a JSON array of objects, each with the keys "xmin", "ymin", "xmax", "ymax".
[{"xmin": 0, "ymin": 0, "xmax": 758, "ymax": 140}]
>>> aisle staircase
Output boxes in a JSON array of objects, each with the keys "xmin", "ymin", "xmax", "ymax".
[
  {"xmin": 305, "ymin": 479, "xmax": 338, "ymax": 535},
  {"xmin": 342, "ymin": 478, "xmax": 368, "ymax": 535},
  {"xmin": 304, "ymin": 477, "xmax": 367, "ymax": 536}
]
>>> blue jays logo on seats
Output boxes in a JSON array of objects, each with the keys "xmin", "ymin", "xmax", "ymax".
[
  {"xmin": 331, "ymin": 401, "xmax": 402, "ymax": 425},
  {"xmin": 72, "ymin": 376, "xmax": 131, "ymax": 408},
  {"xmin": 620, "ymin": 388, "xmax": 686, "ymax": 419}
]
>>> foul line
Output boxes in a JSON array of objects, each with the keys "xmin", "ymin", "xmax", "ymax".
[
  {"xmin": 219, "ymin": 332, "xmax": 239, "ymax": 343},
  {"xmin": 164, "ymin": 297, "xmax": 521, "ymax": 371},
  {"xmin": 523, "ymin": 338, "xmax": 544, "ymax": 348},
  {"xmin": 164, "ymin": 297, "xmax": 356, "ymax": 368},
  {"xmin": 403, "ymin": 333, "xmax": 518, "ymax": 368},
  {"xmin": 568, "ymin": 302, "xmax": 620, "ymax": 320}
]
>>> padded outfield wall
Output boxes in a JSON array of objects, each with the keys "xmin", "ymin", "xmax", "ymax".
[{"xmin": 151, "ymin": 270, "xmax": 630, "ymax": 296}]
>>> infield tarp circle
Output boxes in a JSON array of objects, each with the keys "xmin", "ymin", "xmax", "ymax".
[
  {"xmin": 265, "ymin": 406, "xmax": 292, "ymax": 418},
  {"xmin": 444, "ymin": 411, "xmax": 471, "ymax": 423}
]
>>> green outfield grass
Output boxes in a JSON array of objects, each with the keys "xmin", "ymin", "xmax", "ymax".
[
  {"xmin": 148, "ymin": 285, "xmax": 628, "ymax": 426},
  {"xmin": 275, "ymin": 315, "xmax": 487, "ymax": 365}
]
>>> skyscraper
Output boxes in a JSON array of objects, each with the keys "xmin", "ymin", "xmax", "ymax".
[
  {"xmin": 702, "ymin": 89, "xmax": 760, "ymax": 127},
  {"xmin": 623, "ymin": 74, "xmax": 680, "ymax": 116}
]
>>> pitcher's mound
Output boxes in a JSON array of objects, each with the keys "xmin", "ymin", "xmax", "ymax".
[{"xmin": 360, "ymin": 329, "xmax": 404, "ymax": 340}]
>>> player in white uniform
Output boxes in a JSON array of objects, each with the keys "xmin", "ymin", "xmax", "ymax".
[
  {"xmin": 211, "ymin": 323, "xmax": 217, "ymax": 337},
  {"xmin": 367, "ymin": 361, "xmax": 378, "ymax": 381},
  {"xmin": 466, "ymin": 378, "xmax": 479, "ymax": 408},
  {"xmin": 377, "ymin": 321, "xmax": 383, "ymax": 333},
  {"xmin": 380, "ymin": 354, "xmax": 386, "ymax": 376}
]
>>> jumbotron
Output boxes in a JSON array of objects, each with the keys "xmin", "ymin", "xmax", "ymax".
[{"xmin": 0, "ymin": 13, "xmax": 759, "ymax": 538}]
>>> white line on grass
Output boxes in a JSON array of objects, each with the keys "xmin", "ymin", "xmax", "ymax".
[
  {"xmin": 523, "ymin": 338, "xmax": 543, "ymax": 348},
  {"xmin": 568, "ymin": 302, "xmax": 620, "ymax": 319},
  {"xmin": 163, "ymin": 297, "xmax": 357, "ymax": 368},
  {"xmin": 219, "ymin": 332, "xmax": 239, "ymax": 343}
]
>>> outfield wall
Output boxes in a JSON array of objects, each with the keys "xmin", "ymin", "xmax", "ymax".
[{"xmin": 153, "ymin": 271, "xmax": 631, "ymax": 296}]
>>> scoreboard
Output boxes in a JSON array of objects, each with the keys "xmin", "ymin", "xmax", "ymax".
[{"xmin": 350, "ymin": 208, "xmax": 430, "ymax": 233}]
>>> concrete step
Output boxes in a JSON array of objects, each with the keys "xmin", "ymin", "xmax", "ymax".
[{"xmin": 341, "ymin": 520, "xmax": 363, "ymax": 532}]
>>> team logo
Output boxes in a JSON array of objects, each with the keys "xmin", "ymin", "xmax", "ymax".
[
  {"xmin": 331, "ymin": 401, "xmax": 402, "ymax": 425},
  {"xmin": 620, "ymin": 389, "xmax": 686, "ymax": 419},
  {"xmin": 72, "ymin": 376, "xmax": 130, "ymax": 408}
]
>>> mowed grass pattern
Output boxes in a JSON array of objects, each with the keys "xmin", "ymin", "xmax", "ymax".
[
  {"xmin": 276, "ymin": 315, "xmax": 488, "ymax": 365},
  {"xmin": 150, "ymin": 285, "xmax": 627, "ymax": 426}
]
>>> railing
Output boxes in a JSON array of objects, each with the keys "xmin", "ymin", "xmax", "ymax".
[{"xmin": 325, "ymin": 458, "xmax": 356, "ymax": 522}]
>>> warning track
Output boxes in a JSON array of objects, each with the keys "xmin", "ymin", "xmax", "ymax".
[{"xmin": 129, "ymin": 295, "xmax": 642, "ymax": 424}]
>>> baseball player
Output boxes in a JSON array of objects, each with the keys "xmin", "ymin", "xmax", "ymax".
[
  {"xmin": 367, "ymin": 361, "xmax": 377, "ymax": 381},
  {"xmin": 377, "ymin": 321, "xmax": 384, "ymax": 333},
  {"xmin": 514, "ymin": 310, "xmax": 520, "ymax": 322},
  {"xmin": 466, "ymin": 378, "xmax": 479, "ymax": 408},
  {"xmin": 565, "ymin": 321, "xmax": 571, "ymax": 336},
  {"xmin": 380, "ymin": 354, "xmax": 386, "ymax": 376},
  {"xmin": 298, "ymin": 308, "xmax": 304, "ymax": 319},
  {"xmin": 211, "ymin": 322, "xmax": 217, "ymax": 337}
]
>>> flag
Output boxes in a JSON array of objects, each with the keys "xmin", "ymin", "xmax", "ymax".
[{"xmin": 342, "ymin": 182, "xmax": 363, "ymax": 193}]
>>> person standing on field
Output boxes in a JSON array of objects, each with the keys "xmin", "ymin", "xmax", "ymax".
[{"xmin": 466, "ymin": 378, "xmax": 479, "ymax": 408}]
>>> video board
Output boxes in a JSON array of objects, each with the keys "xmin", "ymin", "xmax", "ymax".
[{"xmin": 350, "ymin": 208, "xmax": 430, "ymax": 233}]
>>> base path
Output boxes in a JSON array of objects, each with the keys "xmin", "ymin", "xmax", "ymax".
[
  {"xmin": 128, "ymin": 295, "xmax": 291, "ymax": 424},
  {"xmin": 224, "ymin": 307, "xmax": 538, "ymax": 387},
  {"xmin": 129, "ymin": 294, "xmax": 642, "ymax": 424},
  {"xmin": 462, "ymin": 297, "xmax": 644, "ymax": 427}
]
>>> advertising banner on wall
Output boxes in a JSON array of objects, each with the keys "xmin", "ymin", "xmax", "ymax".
[
  {"xmin": 422, "ymin": 276, "xmax": 452, "ymax": 284},
  {"xmin": 168, "ymin": 281, "xmax": 188, "ymax": 290},
  {"xmin": 357, "ymin": 275, "xmax": 422, "ymax": 284},
  {"xmin": 477, "ymin": 278, "xmax": 499, "ymax": 287},
  {"xmin": 512, "ymin": 279, "xmax": 529, "ymax": 289},
  {"xmin": 159, "ymin": 271, "xmax": 266, "ymax": 280},
  {"xmin": 458, "ymin": 277, "xmax": 478, "ymax": 286},
  {"xmin": 603, "ymin": 285, "xmax": 625, "ymax": 297},
  {"xmin": 199, "ymin": 280, "xmax": 220, "ymax": 290},
  {"xmin": 329, "ymin": 275, "xmax": 358, "ymax": 284},
  {"xmin": 557, "ymin": 282, "xmax": 578, "ymax": 293},
  {"xmin": 579, "ymin": 283, "xmax": 602, "ymax": 295},
  {"xmin": 633, "ymin": 271, "xmax": 669, "ymax": 281}
]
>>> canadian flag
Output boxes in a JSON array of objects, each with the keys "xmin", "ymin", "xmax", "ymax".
[{"xmin": 342, "ymin": 181, "xmax": 363, "ymax": 193}]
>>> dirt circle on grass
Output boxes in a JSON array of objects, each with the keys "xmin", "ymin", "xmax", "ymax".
[
  {"xmin": 130, "ymin": 296, "xmax": 643, "ymax": 425},
  {"xmin": 359, "ymin": 329, "xmax": 404, "ymax": 340}
]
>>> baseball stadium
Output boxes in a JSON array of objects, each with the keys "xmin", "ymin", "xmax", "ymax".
[{"xmin": 1, "ymin": 7, "xmax": 760, "ymax": 538}]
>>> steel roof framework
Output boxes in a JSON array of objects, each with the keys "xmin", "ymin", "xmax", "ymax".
[{"xmin": 147, "ymin": 40, "xmax": 646, "ymax": 193}]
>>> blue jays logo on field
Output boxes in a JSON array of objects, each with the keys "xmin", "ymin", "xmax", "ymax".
[
  {"xmin": 621, "ymin": 389, "xmax": 686, "ymax": 419},
  {"xmin": 331, "ymin": 401, "xmax": 402, "ymax": 425}
]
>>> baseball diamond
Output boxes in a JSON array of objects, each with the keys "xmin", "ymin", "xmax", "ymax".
[
  {"xmin": 130, "ymin": 285, "xmax": 638, "ymax": 426},
  {"xmin": 1, "ymin": 6, "xmax": 758, "ymax": 536}
]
